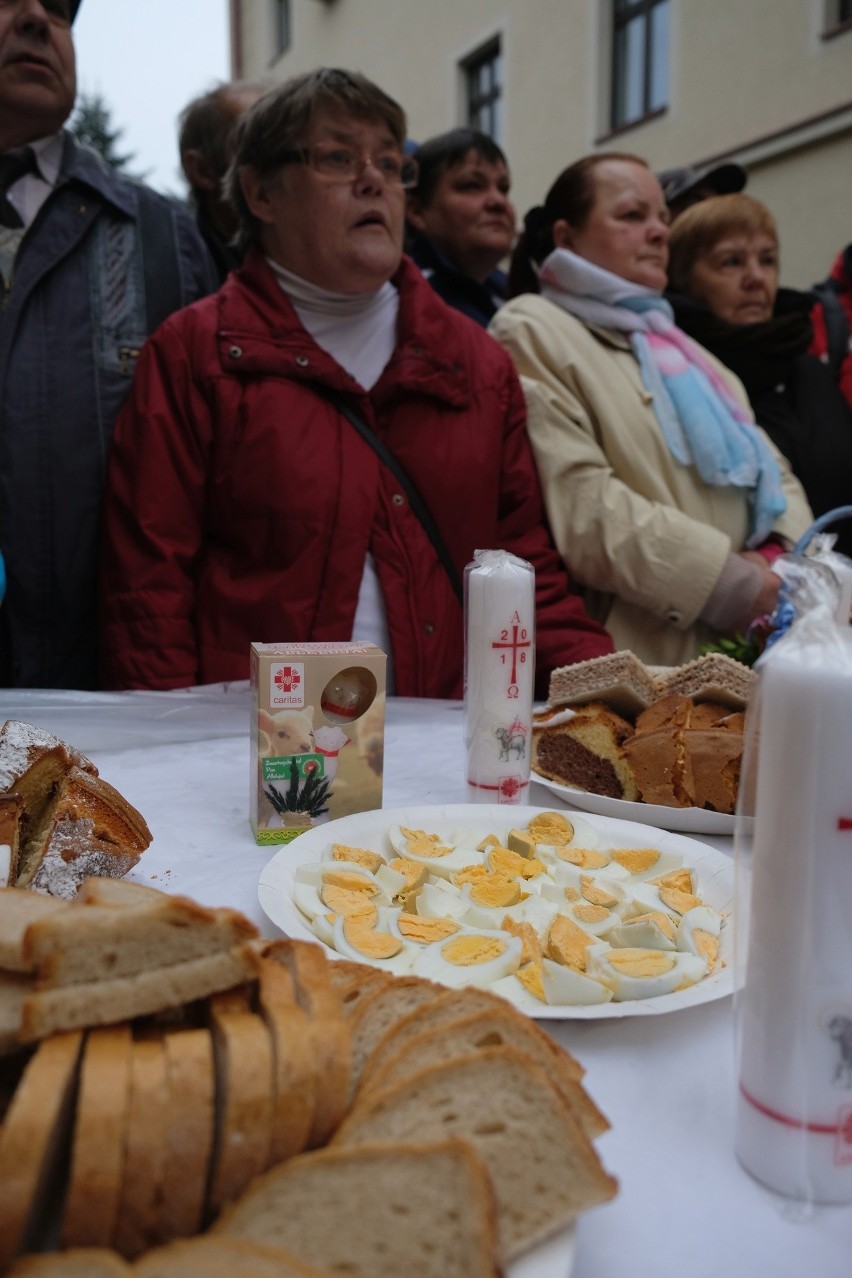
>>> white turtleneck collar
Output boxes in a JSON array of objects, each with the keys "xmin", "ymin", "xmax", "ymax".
[{"xmin": 267, "ymin": 259, "xmax": 399, "ymax": 392}]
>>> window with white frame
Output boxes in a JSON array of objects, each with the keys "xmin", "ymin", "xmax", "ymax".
[
  {"xmin": 462, "ymin": 39, "xmax": 503, "ymax": 142},
  {"xmin": 611, "ymin": 0, "xmax": 669, "ymax": 131},
  {"xmin": 273, "ymin": 0, "xmax": 291, "ymax": 58}
]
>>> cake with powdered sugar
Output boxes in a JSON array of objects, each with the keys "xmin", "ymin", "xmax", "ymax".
[{"xmin": 0, "ymin": 721, "xmax": 151, "ymax": 899}]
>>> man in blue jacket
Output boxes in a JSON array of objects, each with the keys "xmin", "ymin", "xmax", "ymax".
[{"xmin": 0, "ymin": 0, "xmax": 217, "ymax": 688}]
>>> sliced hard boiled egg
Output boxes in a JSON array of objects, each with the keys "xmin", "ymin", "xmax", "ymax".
[
  {"xmin": 608, "ymin": 845, "xmax": 684, "ymax": 880},
  {"xmin": 292, "ymin": 861, "xmax": 383, "ymax": 922},
  {"xmin": 332, "ymin": 912, "xmax": 416, "ymax": 975},
  {"xmin": 415, "ymin": 880, "xmax": 469, "ymax": 921},
  {"xmin": 411, "ymin": 927, "xmax": 523, "ymax": 989},
  {"xmin": 538, "ymin": 847, "xmax": 630, "ymax": 885},
  {"xmin": 587, "ymin": 947, "xmax": 707, "ymax": 1000},
  {"xmin": 326, "ymin": 842, "xmax": 384, "ymax": 874},
  {"xmin": 677, "ymin": 905, "xmax": 723, "ymax": 970},
  {"xmin": 488, "ymin": 971, "xmax": 550, "ymax": 1012},
  {"xmin": 607, "ymin": 911, "xmax": 678, "ymax": 951},
  {"xmin": 630, "ymin": 881, "xmax": 701, "ymax": 921},
  {"xmin": 395, "ymin": 840, "xmax": 483, "ymax": 880},
  {"xmin": 541, "ymin": 956, "xmax": 613, "ymax": 1005},
  {"xmin": 389, "ymin": 911, "xmax": 462, "ymax": 946}
]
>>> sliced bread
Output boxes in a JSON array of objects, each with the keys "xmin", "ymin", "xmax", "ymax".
[
  {"xmin": 0, "ymin": 1030, "xmax": 84, "ymax": 1271},
  {"xmin": 0, "ymin": 968, "xmax": 33, "ymax": 1055},
  {"xmin": 212, "ymin": 1139, "xmax": 501, "ymax": 1278},
  {"xmin": 260, "ymin": 941, "xmax": 350, "ymax": 1146},
  {"xmin": 334, "ymin": 968, "xmax": 393, "ymax": 1018},
  {"xmin": 157, "ymin": 1027, "xmax": 216, "ymax": 1242},
  {"xmin": 333, "ymin": 1045, "xmax": 618, "ymax": 1261},
  {"xmin": 0, "ymin": 888, "xmax": 67, "ymax": 972},
  {"xmin": 360, "ymin": 1007, "xmax": 608, "ymax": 1137},
  {"xmin": 206, "ymin": 988, "xmax": 274, "ymax": 1217},
  {"xmin": 254, "ymin": 956, "xmax": 315, "ymax": 1163},
  {"xmin": 20, "ymin": 944, "xmax": 260, "ymax": 1043},
  {"xmin": 24, "ymin": 895, "xmax": 258, "ymax": 989},
  {"xmin": 135, "ymin": 1236, "xmax": 338, "ymax": 1277},
  {"xmin": 3, "ymin": 1249, "xmax": 132, "ymax": 1276},
  {"xmin": 73, "ymin": 878, "xmax": 168, "ymax": 908},
  {"xmin": 358, "ymin": 983, "xmax": 584, "ymax": 1087},
  {"xmin": 345, "ymin": 974, "xmax": 440, "ymax": 1100},
  {"xmin": 61, "ymin": 1025, "xmax": 134, "ymax": 1249},
  {"xmin": 114, "ymin": 1036, "xmax": 170, "ymax": 1258}
]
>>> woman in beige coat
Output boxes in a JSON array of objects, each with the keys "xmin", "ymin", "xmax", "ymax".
[{"xmin": 489, "ymin": 153, "xmax": 811, "ymax": 667}]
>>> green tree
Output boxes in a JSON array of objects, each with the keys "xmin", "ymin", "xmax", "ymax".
[{"xmin": 68, "ymin": 92, "xmax": 145, "ymax": 178}]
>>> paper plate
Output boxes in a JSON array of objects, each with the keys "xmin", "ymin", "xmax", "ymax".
[
  {"xmin": 257, "ymin": 804, "xmax": 737, "ymax": 1021},
  {"xmin": 532, "ymin": 770, "xmax": 750, "ymax": 836}
]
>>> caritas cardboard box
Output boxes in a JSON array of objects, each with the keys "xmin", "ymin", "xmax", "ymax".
[{"xmin": 250, "ymin": 642, "xmax": 386, "ymax": 844}]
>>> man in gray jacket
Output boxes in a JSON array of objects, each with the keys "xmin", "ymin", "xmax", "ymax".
[{"xmin": 0, "ymin": 0, "xmax": 217, "ymax": 688}]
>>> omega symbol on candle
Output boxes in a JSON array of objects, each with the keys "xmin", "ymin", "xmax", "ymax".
[{"xmin": 491, "ymin": 613, "xmax": 531, "ymax": 698}]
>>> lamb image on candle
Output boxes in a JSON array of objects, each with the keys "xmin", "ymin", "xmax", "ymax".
[
  {"xmin": 828, "ymin": 1014, "xmax": 852, "ymax": 1088},
  {"xmin": 495, "ymin": 720, "xmax": 528, "ymax": 761}
]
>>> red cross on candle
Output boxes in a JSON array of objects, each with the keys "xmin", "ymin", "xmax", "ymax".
[
  {"xmin": 838, "ymin": 818, "xmax": 852, "ymax": 830},
  {"xmin": 491, "ymin": 622, "xmax": 531, "ymax": 687}
]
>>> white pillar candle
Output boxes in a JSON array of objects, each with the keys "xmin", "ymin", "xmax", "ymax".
[
  {"xmin": 735, "ymin": 623, "xmax": 852, "ymax": 1202},
  {"xmin": 464, "ymin": 550, "xmax": 535, "ymax": 804}
]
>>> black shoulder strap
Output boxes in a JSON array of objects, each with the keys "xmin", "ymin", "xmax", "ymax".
[
  {"xmin": 136, "ymin": 189, "xmax": 182, "ymax": 334},
  {"xmin": 812, "ymin": 279, "xmax": 849, "ymax": 377},
  {"xmin": 318, "ymin": 386, "xmax": 464, "ymax": 606}
]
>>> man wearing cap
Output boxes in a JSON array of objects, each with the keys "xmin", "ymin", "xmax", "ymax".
[
  {"xmin": 0, "ymin": 0, "xmax": 217, "ymax": 689},
  {"xmin": 657, "ymin": 161, "xmax": 747, "ymax": 220}
]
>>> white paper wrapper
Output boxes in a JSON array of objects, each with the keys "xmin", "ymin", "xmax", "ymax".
[
  {"xmin": 464, "ymin": 550, "xmax": 535, "ymax": 804},
  {"xmin": 735, "ymin": 605, "xmax": 852, "ymax": 1203}
]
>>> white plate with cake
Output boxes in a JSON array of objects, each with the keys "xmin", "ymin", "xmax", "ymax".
[
  {"xmin": 258, "ymin": 804, "xmax": 739, "ymax": 1021},
  {"xmin": 530, "ymin": 770, "xmax": 745, "ymax": 835},
  {"xmin": 531, "ymin": 651, "xmax": 756, "ymax": 837}
]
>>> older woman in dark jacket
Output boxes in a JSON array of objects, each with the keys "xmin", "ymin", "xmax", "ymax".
[{"xmin": 668, "ymin": 194, "xmax": 852, "ymax": 555}]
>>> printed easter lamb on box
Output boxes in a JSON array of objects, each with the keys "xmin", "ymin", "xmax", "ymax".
[{"xmin": 250, "ymin": 642, "xmax": 387, "ymax": 844}]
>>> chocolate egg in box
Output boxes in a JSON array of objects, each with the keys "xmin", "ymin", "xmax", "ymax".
[{"xmin": 250, "ymin": 642, "xmax": 386, "ymax": 844}]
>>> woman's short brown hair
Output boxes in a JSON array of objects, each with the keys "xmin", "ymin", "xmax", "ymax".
[
  {"xmin": 225, "ymin": 68, "xmax": 408, "ymax": 254},
  {"xmin": 667, "ymin": 193, "xmax": 779, "ymax": 294}
]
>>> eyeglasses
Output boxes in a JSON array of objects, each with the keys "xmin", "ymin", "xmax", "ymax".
[{"xmin": 277, "ymin": 143, "xmax": 419, "ymax": 189}]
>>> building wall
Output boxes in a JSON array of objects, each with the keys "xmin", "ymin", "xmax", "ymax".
[{"xmin": 232, "ymin": 0, "xmax": 852, "ymax": 286}]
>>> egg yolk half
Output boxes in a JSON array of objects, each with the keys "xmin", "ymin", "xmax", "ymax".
[{"xmin": 440, "ymin": 935, "xmax": 509, "ymax": 966}]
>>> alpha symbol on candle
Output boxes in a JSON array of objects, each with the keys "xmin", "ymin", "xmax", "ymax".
[{"xmin": 492, "ymin": 614, "xmax": 531, "ymax": 693}]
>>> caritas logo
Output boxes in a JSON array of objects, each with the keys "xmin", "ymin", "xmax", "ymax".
[{"xmin": 270, "ymin": 662, "xmax": 305, "ymax": 707}]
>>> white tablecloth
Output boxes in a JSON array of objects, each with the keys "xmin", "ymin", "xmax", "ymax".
[{"xmin": 3, "ymin": 686, "xmax": 850, "ymax": 1278}]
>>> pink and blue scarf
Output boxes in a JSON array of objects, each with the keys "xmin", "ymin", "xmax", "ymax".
[{"xmin": 538, "ymin": 248, "xmax": 786, "ymax": 546}]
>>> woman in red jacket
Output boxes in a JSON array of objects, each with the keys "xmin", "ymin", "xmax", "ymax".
[{"xmin": 98, "ymin": 68, "xmax": 611, "ymax": 697}]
